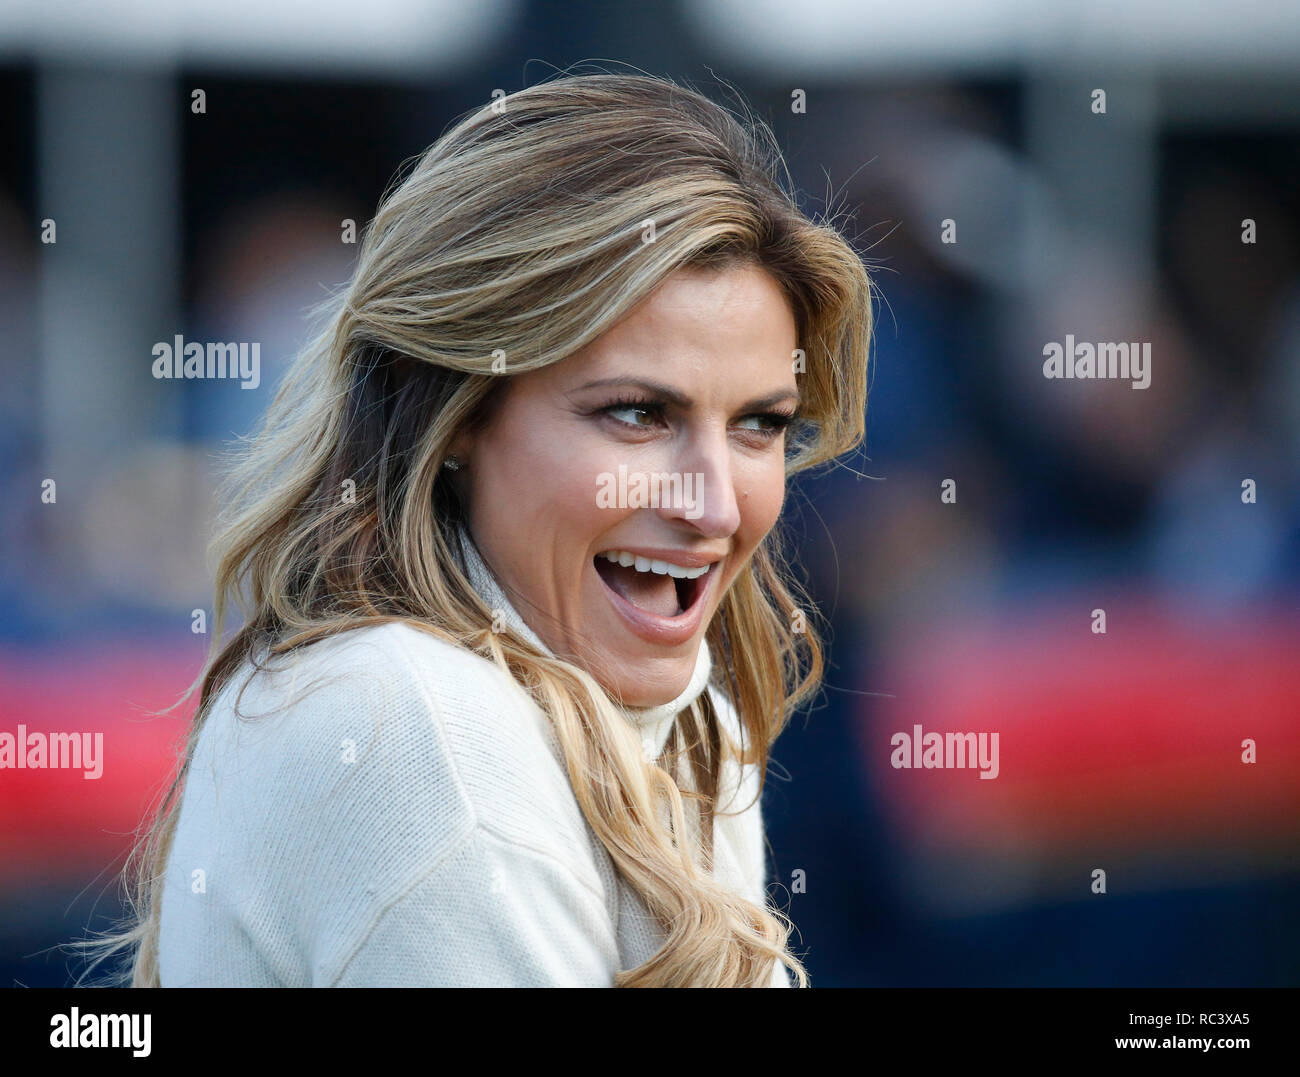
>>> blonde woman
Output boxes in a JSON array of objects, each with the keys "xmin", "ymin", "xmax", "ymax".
[{"xmin": 83, "ymin": 72, "xmax": 873, "ymax": 988}]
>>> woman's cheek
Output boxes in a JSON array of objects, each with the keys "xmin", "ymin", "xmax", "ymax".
[
  {"xmin": 743, "ymin": 455, "xmax": 788, "ymax": 533},
  {"xmin": 537, "ymin": 435, "xmax": 606, "ymax": 519}
]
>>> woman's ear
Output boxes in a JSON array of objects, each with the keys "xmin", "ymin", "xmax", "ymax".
[
  {"xmin": 445, "ymin": 430, "xmax": 472, "ymax": 468},
  {"xmin": 446, "ymin": 378, "xmax": 505, "ymax": 470}
]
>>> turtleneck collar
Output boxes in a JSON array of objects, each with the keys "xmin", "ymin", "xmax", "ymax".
[{"xmin": 453, "ymin": 523, "xmax": 713, "ymax": 761}]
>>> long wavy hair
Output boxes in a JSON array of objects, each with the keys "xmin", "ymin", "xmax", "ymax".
[{"xmin": 77, "ymin": 70, "xmax": 873, "ymax": 988}]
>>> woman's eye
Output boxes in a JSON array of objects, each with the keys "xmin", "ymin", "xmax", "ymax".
[
  {"xmin": 600, "ymin": 403, "xmax": 794, "ymax": 435},
  {"xmin": 606, "ymin": 404, "xmax": 659, "ymax": 427},
  {"xmin": 735, "ymin": 413, "xmax": 793, "ymax": 434}
]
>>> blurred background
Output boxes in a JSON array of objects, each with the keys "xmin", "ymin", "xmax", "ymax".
[{"xmin": 2, "ymin": 0, "xmax": 1298, "ymax": 987}]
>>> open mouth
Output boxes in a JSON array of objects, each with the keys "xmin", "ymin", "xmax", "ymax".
[{"xmin": 593, "ymin": 550, "xmax": 713, "ymax": 619}]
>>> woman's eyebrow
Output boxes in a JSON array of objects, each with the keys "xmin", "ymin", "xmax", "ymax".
[
  {"xmin": 573, "ymin": 377, "xmax": 800, "ymax": 411},
  {"xmin": 744, "ymin": 389, "xmax": 803, "ymax": 411}
]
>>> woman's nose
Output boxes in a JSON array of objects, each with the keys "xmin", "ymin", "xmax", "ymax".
[{"xmin": 657, "ymin": 436, "xmax": 741, "ymax": 538}]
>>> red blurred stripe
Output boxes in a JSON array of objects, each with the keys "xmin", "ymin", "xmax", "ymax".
[
  {"xmin": 862, "ymin": 600, "xmax": 1300, "ymax": 858},
  {"xmin": 0, "ymin": 639, "xmax": 201, "ymax": 882}
]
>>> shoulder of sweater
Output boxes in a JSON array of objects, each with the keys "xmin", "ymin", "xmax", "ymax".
[{"xmin": 198, "ymin": 621, "xmax": 602, "ymax": 892}]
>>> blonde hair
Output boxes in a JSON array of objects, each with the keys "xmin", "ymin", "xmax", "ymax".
[{"xmin": 77, "ymin": 70, "xmax": 873, "ymax": 988}]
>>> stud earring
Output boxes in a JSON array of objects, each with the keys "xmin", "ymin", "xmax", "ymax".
[{"xmin": 443, "ymin": 456, "xmax": 463, "ymax": 471}]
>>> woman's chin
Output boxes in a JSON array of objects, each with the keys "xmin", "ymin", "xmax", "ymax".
[{"xmin": 580, "ymin": 644, "xmax": 698, "ymax": 710}]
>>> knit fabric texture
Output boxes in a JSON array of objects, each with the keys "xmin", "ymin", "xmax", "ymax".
[{"xmin": 157, "ymin": 527, "xmax": 791, "ymax": 987}]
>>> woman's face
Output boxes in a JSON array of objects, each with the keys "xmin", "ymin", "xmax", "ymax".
[{"xmin": 456, "ymin": 263, "xmax": 800, "ymax": 707}]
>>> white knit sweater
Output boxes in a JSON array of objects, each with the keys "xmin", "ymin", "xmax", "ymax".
[{"xmin": 158, "ymin": 530, "xmax": 791, "ymax": 987}]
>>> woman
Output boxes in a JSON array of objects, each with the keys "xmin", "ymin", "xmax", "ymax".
[{"xmin": 85, "ymin": 72, "xmax": 873, "ymax": 987}]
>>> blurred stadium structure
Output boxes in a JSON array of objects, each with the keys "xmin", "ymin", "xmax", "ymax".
[{"xmin": 1, "ymin": 0, "xmax": 1297, "ymax": 986}]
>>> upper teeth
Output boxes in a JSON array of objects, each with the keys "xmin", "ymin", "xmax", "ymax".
[{"xmin": 599, "ymin": 551, "xmax": 713, "ymax": 579}]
